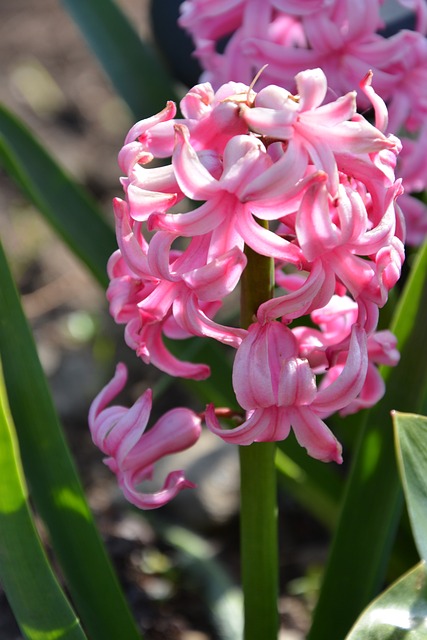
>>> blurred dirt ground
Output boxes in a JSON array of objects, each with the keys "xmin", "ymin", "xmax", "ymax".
[{"xmin": 0, "ymin": 2, "xmax": 327, "ymax": 638}]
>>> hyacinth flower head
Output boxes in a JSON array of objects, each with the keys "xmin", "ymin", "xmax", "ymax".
[
  {"xmin": 89, "ymin": 66, "xmax": 403, "ymax": 508},
  {"xmin": 180, "ymin": 0, "xmax": 427, "ymax": 245}
]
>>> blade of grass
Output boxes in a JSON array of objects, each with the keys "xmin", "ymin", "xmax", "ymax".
[
  {"xmin": 0, "ymin": 238, "xmax": 141, "ymax": 640},
  {"xmin": 60, "ymin": 0, "xmax": 178, "ymax": 118},
  {"xmin": 308, "ymin": 240, "xmax": 427, "ymax": 640},
  {"xmin": 0, "ymin": 104, "xmax": 116, "ymax": 288},
  {"xmin": 0, "ymin": 361, "xmax": 88, "ymax": 640}
]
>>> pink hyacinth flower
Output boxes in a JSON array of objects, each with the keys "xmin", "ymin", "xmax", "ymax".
[
  {"xmin": 180, "ymin": 0, "xmax": 427, "ymax": 245},
  {"xmin": 107, "ymin": 199, "xmax": 247, "ymax": 378},
  {"xmin": 89, "ymin": 363, "xmax": 202, "ymax": 509},
  {"xmin": 294, "ymin": 294, "xmax": 400, "ymax": 415},
  {"xmin": 206, "ymin": 321, "xmax": 368, "ymax": 463},
  {"xmin": 319, "ymin": 326, "xmax": 400, "ymax": 416},
  {"xmin": 241, "ymin": 68, "xmax": 398, "ymax": 195},
  {"xmin": 148, "ymin": 124, "xmax": 305, "ymax": 263}
]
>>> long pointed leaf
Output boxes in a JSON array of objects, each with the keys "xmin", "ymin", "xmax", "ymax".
[
  {"xmin": 0, "ymin": 239, "xmax": 141, "ymax": 640},
  {"xmin": 393, "ymin": 412, "xmax": 427, "ymax": 563},
  {"xmin": 60, "ymin": 0, "xmax": 178, "ymax": 118},
  {"xmin": 0, "ymin": 104, "xmax": 116, "ymax": 288},
  {"xmin": 0, "ymin": 362, "xmax": 87, "ymax": 640},
  {"xmin": 309, "ymin": 241, "xmax": 427, "ymax": 640}
]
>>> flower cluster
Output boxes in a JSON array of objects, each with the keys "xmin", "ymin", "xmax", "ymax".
[
  {"xmin": 180, "ymin": 0, "xmax": 427, "ymax": 244},
  {"xmin": 89, "ymin": 67, "xmax": 403, "ymax": 507}
]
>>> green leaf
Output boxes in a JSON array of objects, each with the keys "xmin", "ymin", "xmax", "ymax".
[
  {"xmin": 0, "ymin": 239, "xmax": 141, "ymax": 640},
  {"xmin": 393, "ymin": 412, "xmax": 427, "ymax": 563},
  {"xmin": 0, "ymin": 104, "xmax": 116, "ymax": 288},
  {"xmin": 0, "ymin": 362, "xmax": 88, "ymax": 640},
  {"xmin": 60, "ymin": 0, "xmax": 178, "ymax": 118},
  {"xmin": 346, "ymin": 562, "xmax": 427, "ymax": 640},
  {"xmin": 309, "ymin": 240, "xmax": 427, "ymax": 640}
]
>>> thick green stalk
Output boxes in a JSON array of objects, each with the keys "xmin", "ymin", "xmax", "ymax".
[
  {"xmin": 239, "ymin": 239, "xmax": 278, "ymax": 640},
  {"xmin": 239, "ymin": 442, "xmax": 278, "ymax": 639}
]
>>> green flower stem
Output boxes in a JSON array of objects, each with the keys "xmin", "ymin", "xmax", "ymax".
[
  {"xmin": 239, "ymin": 442, "xmax": 279, "ymax": 639},
  {"xmin": 239, "ymin": 239, "xmax": 278, "ymax": 640}
]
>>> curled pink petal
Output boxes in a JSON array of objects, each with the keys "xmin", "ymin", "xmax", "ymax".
[
  {"xmin": 124, "ymin": 101, "xmax": 176, "ymax": 146},
  {"xmin": 289, "ymin": 407, "xmax": 343, "ymax": 464},
  {"xmin": 205, "ymin": 404, "xmax": 290, "ymax": 445},
  {"xmin": 314, "ymin": 325, "xmax": 368, "ymax": 415},
  {"xmin": 119, "ymin": 470, "xmax": 197, "ymax": 510},
  {"xmin": 125, "ymin": 318, "xmax": 211, "ymax": 380}
]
